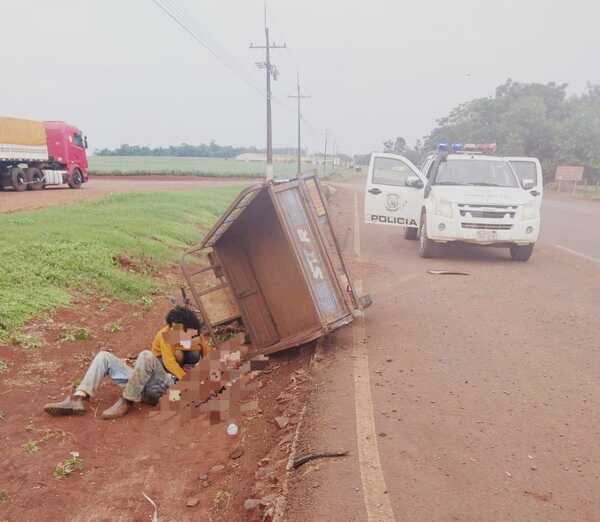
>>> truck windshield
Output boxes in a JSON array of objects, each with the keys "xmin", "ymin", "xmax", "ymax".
[{"xmin": 435, "ymin": 159, "xmax": 519, "ymax": 188}]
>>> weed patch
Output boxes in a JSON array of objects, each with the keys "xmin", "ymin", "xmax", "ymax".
[
  {"xmin": 58, "ymin": 326, "xmax": 91, "ymax": 342},
  {"xmin": 54, "ymin": 452, "xmax": 84, "ymax": 478},
  {"xmin": 0, "ymin": 360, "xmax": 7, "ymax": 374},
  {"xmin": 22, "ymin": 440, "xmax": 40, "ymax": 455},
  {"xmin": 11, "ymin": 332, "xmax": 44, "ymax": 351}
]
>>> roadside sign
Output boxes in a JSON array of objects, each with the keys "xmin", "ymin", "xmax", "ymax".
[{"xmin": 556, "ymin": 165, "xmax": 584, "ymax": 182}]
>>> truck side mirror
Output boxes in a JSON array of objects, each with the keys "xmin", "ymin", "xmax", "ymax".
[
  {"xmin": 521, "ymin": 178, "xmax": 535, "ymax": 190},
  {"xmin": 84, "ymin": 136, "xmax": 88, "ymax": 150},
  {"xmin": 405, "ymin": 175, "xmax": 424, "ymax": 189}
]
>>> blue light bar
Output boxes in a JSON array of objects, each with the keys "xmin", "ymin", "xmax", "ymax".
[{"xmin": 437, "ymin": 143, "xmax": 449, "ymax": 152}]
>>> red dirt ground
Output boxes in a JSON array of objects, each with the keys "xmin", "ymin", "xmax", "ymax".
[{"xmin": 0, "ymin": 264, "xmax": 314, "ymax": 521}]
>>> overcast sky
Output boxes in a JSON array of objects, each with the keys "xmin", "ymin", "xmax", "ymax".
[{"xmin": 1, "ymin": 0, "xmax": 598, "ymax": 154}]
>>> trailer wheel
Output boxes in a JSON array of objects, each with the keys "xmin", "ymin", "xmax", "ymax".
[
  {"xmin": 26, "ymin": 167, "xmax": 44, "ymax": 190},
  {"xmin": 10, "ymin": 167, "xmax": 27, "ymax": 192},
  {"xmin": 68, "ymin": 168, "xmax": 83, "ymax": 189}
]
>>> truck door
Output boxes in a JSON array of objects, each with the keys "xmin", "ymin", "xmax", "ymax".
[
  {"xmin": 506, "ymin": 157, "xmax": 543, "ymax": 209},
  {"xmin": 364, "ymin": 153, "xmax": 425, "ymax": 229}
]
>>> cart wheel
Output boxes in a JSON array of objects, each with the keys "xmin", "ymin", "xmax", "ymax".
[{"xmin": 10, "ymin": 167, "xmax": 27, "ymax": 192}]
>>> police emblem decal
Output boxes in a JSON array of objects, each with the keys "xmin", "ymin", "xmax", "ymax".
[{"xmin": 385, "ymin": 193, "xmax": 400, "ymax": 212}]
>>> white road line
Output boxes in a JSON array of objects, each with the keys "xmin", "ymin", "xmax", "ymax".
[
  {"xmin": 352, "ymin": 192, "xmax": 396, "ymax": 522},
  {"xmin": 553, "ymin": 244, "xmax": 600, "ymax": 265}
]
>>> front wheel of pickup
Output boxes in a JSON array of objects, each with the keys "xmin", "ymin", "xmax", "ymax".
[
  {"xmin": 510, "ymin": 243, "xmax": 534, "ymax": 262},
  {"xmin": 418, "ymin": 216, "xmax": 436, "ymax": 258}
]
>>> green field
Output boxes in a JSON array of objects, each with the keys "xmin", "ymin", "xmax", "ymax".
[
  {"xmin": 0, "ymin": 188, "xmax": 240, "ymax": 340},
  {"xmin": 88, "ymin": 155, "xmax": 301, "ymax": 178}
]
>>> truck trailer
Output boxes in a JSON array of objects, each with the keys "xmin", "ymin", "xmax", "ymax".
[{"xmin": 0, "ymin": 116, "xmax": 89, "ymax": 191}]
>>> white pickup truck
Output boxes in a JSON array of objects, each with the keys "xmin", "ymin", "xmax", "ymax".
[{"xmin": 364, "ymin": 144, "xmax": 543, "ymax": 261}]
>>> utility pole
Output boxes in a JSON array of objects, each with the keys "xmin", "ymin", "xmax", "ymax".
[
  {"xmin": 288, "ymin": 72, "xmax": 311, "ymax": 177},
  {"xmin": 323, "ymin": 129, "xmax": 328, "ymax": 176},
  {"xmin": 250, "ymin": 6, "xmax": 286, "ymax": 181}
]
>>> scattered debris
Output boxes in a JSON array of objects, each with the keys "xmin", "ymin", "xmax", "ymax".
[
  {"xmin": 292, "ymin": 451, "xmax": 349, "ymax": 469},
  {"xmin": 524, "ymin": 490, "xmax": 552, "ymax": 502},
  {"xmin": 244, "ymin": 498, "xmax": 261, "ymax": 511},
  {"xmin": 505, "ymin": 471, "xmax": 512, "ymax": 478},
  {"xmin": 427, "ymin": 269, "xmax": 471, "ymax": 276},
  {"xmin": 209, "ymin": 463, "xmax": 225, "ymax": 474},
  {"xmin": 274, "ymin": 416, "xmax": 289, "ymax": 430},
  {"xmin": 142, "ymin": 492, "xmax": 159, "ymax": 522},
  {"xmin": 199, "ymin": 473, "xmax": 208, "ymax": 481},
  {"xmin": 186, "ymin": 497, "xmax": 200, "ymax": 508},
  {"xmin": 230, "ymin": 447, "xmax": 244, "ymax": 460}
]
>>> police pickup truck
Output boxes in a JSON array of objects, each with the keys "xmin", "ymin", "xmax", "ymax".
[{"xmin": 364, "ymin": 144, "xmax": 543, "ymax": 261}]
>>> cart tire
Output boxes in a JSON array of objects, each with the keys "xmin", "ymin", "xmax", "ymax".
[
  {"xmin": 68, "ymin": 168, "xmax": 83, "ymax": 189},
  {"xmin": 418, "ymin": 216, "xmax": 436, "ymax": 258},
  {"xmin": 404, "ymin": 227, "xmax": 418, "ymax": 240},
  {"xmin": 10, "ymin": 167, "xmax": 27, "ymax": 192},
  {"xmin": 26, "ymin": 167, "xmax": 44, "ymax": 190},
  {"xmin": 510, "ymin": 244, "xmax": 534, "ymax": 262}
]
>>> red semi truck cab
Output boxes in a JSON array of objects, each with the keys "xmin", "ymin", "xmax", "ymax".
[
  {"xmin": 44, "ymin": 121, "xmax": 89, "ymax": 183},
  {"xmin": 0, "ymin": 117, "xmax": 88, "ymax": 191}
]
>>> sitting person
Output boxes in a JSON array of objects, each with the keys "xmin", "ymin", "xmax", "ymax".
[{"xmin": 44, "ymin": 306, "xmax": 209, "ymax": 420}]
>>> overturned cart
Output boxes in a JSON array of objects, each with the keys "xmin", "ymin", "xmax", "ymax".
[{"xmin": 181, "ymin": 174, "xmax": 366, "ymax": 355}]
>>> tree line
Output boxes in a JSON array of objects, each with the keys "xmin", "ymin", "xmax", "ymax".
[
  {"xmin": 382, "ymin": 79, "xmax": 600, "ymax": 181},
  {"xmin": 95, "ymin": 142, "xmax": 302, "ymax": 158}
]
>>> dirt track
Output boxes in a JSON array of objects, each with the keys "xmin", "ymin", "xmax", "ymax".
[
  {"xmin": 285, "ymin": 183, "xmax": 600, "ymax": 521},
  {"xmin": 0, "ymin": 176, "xmax": 250, "ymax": 213}
]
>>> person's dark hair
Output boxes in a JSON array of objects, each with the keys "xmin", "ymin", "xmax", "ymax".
[{"xmin": 165, "ymin": 306, "xmax": 202, "ymax": 331}]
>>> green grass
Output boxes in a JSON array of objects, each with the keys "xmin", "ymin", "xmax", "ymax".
[
  {"xmin": 88, "ymin": 155, "xmax": 300, "ymax": 178},
  {"xmin": 0, "ymin": 187, "xmax": 239, "ymax": 339}
]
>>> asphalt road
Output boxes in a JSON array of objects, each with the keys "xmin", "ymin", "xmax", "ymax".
[
  {"xmin": 540, "ymin": 195, "xmax": 600, "ymax": 261},
  {"xmin": 287, "ymin": 184, "xmax": 600, "ymax": 522}
]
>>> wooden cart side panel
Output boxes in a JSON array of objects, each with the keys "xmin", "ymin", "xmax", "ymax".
[
  {"xmin": 270, "ymin": 185, "xmax": 347, "ymax": 325},
  {"xmin": 241, "ymin": 191, "xmax": 320, "ymax": 340},
  {"xmin": 300, "ymin": 175, "xmax": 359, "ymax": 309},
  {"xmin": 216, "ymin": 236, "xmax": 279, "ymax": 349}
]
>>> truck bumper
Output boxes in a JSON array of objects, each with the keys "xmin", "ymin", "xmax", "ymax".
[{"xmin": 427, "ymin": 215, "xmax": 540, "ymax": 245}]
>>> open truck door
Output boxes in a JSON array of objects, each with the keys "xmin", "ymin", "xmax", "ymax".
[
  {"xmin": 364, "ymin": 153, "xmax": 426, "ymax": 231},
  {"xmin": 506, "ymin": 157, "xmax": 543, "ymax": 210}
]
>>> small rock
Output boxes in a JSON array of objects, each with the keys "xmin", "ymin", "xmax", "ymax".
[
  {"xmin": 274, "ymin": 416, "xmax": 289, "ymax": 429},
  {"xmin": 259, "ymin": 457, "xmax": 270, "ymax": 467},
  {"xmin": 186, "ymin": 497, "xmax": 200, "ymax": 507},
  {"xmin": 244, "ymin": 498, "xmax": 261, "ymax": 511},
  {"xmin": 230, "ymin": 447, "xmax": 244, "ymax": 460},
  {"xmin": 199, "ymin": 473, "xmax": 209, "ymax": 481},
  {"xmin": 210, "ymin": 464, "xmax": 226, "ymax": 474},
  {"xmin": 202, "ymin": 481, "xmax": 211, "ymax": 488},
  {"xmin": 378, "ymin": 432, "xmax": 387, "ymax": 437}
]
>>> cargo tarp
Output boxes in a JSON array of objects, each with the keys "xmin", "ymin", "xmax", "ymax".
[{"xmin": 0, "ymin": 117, "xmax": 46, "ymax": 146}]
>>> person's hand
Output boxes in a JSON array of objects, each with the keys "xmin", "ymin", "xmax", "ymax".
[{"xmin": 174, "ymin": 349, "xmax": 184, "ymax": 363}]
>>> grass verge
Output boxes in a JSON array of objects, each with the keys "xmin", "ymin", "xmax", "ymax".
[{"xmin": 0, "ymin": 188, "xmax": 239, "ymax": 340}]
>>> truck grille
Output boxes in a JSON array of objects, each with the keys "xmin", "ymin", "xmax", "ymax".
[
  {"xmin": 458, "ymin": 204, "xmax": 517, "ymax": 219},
  {"xmin": 461, "ymin": 223, "xmax": 513, "ymax": 230}
]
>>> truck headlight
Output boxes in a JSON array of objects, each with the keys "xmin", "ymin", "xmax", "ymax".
[
  {"xmin": 521, "ymin": 203, "xmax": 537, "ymax": 220},
  {"xmin": 434, "ymin": 199, "xmax": 453, "ymax": 218}
]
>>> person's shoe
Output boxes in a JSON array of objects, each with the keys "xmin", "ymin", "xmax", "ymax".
[
  {"xmin": 101, "ymin": 397, "xmax": 131, "ymax": 420},
  {"xmin": 44, "ymin": 396, "xmax": 86, "ymax": 416}
]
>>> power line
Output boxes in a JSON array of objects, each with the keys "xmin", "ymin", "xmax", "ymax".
[{"xmin": 150, "ymin": 0, "xmax": 264, "ymax": 96}]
